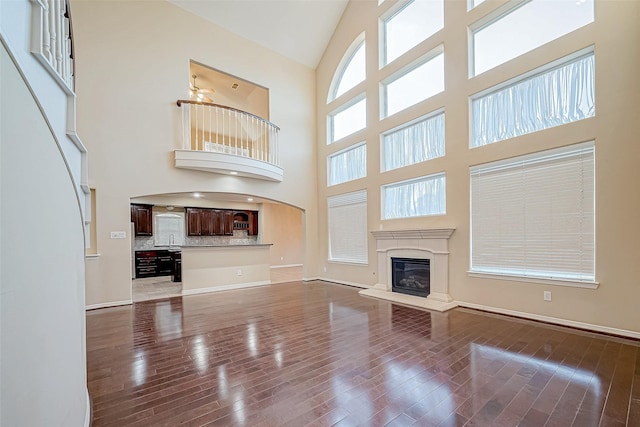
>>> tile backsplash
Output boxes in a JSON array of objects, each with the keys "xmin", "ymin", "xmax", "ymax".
[{"xmin": 134, "ymin": 230, "xmax": 258, "ymax": 250}]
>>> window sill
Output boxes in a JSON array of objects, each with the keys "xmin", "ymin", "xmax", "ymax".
[
  {"xmin": 467, "ymin": 271, "xmax": 599, "ymax": 289},
  {"xmin": 328, "ymin": 259, "xmax": 369, "ymax": 266}
]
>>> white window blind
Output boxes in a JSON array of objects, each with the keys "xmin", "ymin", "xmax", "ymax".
[
  {"xmin": 471, "ymin": 52, "xmax": 594, "ymax": 148},
  {"xmin": 470, "ymin": 142, "xmax": 595, "ymax": 282},
  {"xmin": 383, "ymin": 111, "xmax": 445, "ymax": 172},
  {"xmin": 328, "ymin": 143, "xmax": 366, "ymax": 186},
  {"xmin": 328, "ymin": 190, "xmax": 368, "ymax": 263},
  {"xmin": 382, "ymin": 173, "xmax": 445, "ymax": 219}
]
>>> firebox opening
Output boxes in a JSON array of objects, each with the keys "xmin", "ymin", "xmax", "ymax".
[{"xmin": 391, "ymin": 257, "xmax": 430, "ymax": 298}]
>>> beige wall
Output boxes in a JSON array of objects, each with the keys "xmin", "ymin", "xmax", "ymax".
[
  {"xmin": 261, "ymin": 203, "xmax": 304, "ymax": 266},
  {"xmin": 73, "ymin": 0, "xmax": 319, "ymax": 306},
  {"xmin": 316, "ymin": 0, "xmax": 640, "ymax": 334}
]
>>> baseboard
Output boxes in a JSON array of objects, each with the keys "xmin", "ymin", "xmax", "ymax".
[
  {"xmin": 85, "ymin": 299, "xmax": 132, "ymax": 310},
  {"xmin": 457, "ymin": 301, "xmax": 640, "ymax": 340},
  {"xmin": 270, "ymin": 264, "xmax": 303, "ymax": 269},
  {"xmin": 316, "ymin": 277, "xmax": 370, "ymax": 289},
  {"xmin": 302, "ymin": 277, "xmax": 320, "ymax": 282},
  {"xmin": 182, "ymin": 280, "xmax": 271, "ymax": 296}
]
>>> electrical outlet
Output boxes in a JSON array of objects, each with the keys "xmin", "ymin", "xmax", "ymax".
[
  {"xmin": 543, "ymin": 291, "xmax": 552, "ymax": 301},
  {"xmin": 236, "ymin": 269, "xmax": 242, "ymax": 276},
  {"xmin": 323, "ymin": 266, "xmax": 327, "ymax": 273}
]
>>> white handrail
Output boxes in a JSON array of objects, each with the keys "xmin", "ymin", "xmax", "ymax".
[{"xmin": 177, "ymin": 100, "xmax": 280, "ymax": 167}]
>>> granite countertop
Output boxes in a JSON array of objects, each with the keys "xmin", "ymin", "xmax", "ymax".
[{"xmin": 181, "ymin": 243, "xmax": 273, "ymax": 248}]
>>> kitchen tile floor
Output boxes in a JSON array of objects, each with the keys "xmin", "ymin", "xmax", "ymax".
[{"xmin": 132, "ymin": 276, "xmax": 182, "ymax": 302}]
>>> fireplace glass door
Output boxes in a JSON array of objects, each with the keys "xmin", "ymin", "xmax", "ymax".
[{"xmin": 391, "ymin": 257, "xmax": 430, "ymax": 297}]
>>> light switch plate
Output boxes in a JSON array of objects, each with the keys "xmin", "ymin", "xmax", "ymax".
[{"xmin": 110, "ymin": 231, "xmax": 126, "ymax": 239}]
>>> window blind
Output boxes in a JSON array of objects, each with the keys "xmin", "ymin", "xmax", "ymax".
[
  {"xmin": 328, "ymin": 190, "xmax": 368, "ymax": 263},
  {"xmin": 470, "ymin": 142, "xmax": 595, "ymax": 281}
]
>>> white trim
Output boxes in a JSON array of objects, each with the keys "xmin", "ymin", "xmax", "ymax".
[
  {"xmin": 85, "ymin": 253, "xmax": 101, "ymax": 259},
  {"xmin": 182, "ymin": 280, "xmax": 271, "ymax": 296},
  {"xmin": 85, "ymin": 300, "xmax": 132, "ymax": 311},
  {"xmin": 371, "ymin": 228, "xmax": 455, "ymax": 240},
  {"xmin": 317, "ymin": 277, "xmax": 370, "ymax": 289},
  {"xmin": 457, "ymin": 301, "xmax": 640, "ymax": 340},
  {"xmin": 270, "ymin": 264, "xmax": 303, "ymax": 269},
  {"xmin": 84, "ymin": 388, "xmax": 91, "ymax": 427},
  {"xmin": 174, "ymin": 150, "xmax": 283, "ymax": 182},
  {"xmin": 468, "ymin": 271, "xmax": 599, "ymax": 289},
  {"xmin": 303, "ymin": 277, "xmax": 320, "ymax": 282}
]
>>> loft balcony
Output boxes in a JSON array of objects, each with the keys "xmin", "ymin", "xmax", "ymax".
[{"xmin": 175, "ymin": 100, "xmax": 283, "ymax": 182}]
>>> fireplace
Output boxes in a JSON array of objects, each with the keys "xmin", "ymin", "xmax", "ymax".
[{"xmin": 392, "ymin": 257, "xmax": 430, "ymax": 297}]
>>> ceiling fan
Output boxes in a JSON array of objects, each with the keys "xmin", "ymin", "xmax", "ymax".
[{"xmin": 189, "ymin": 74, "xmax": 214, "ymax": 102}]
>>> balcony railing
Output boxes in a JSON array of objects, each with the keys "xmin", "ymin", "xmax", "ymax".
[{"xmin": 177, "ymin": 100, "xmax": 280, "ymax": 167}]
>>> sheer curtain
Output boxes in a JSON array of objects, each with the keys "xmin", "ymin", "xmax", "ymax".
[
  {"xmin": 328, "ymin": 143, "xmax": 366, "ymax": 186},
  {"xmin": 383, "ymin": 112, "xmax": 445, "ymax": 171},
  {"xmin": 471, "ymin": 53, "xmax": 595, "ymax": 148},
  {"xmin": 383, "ymin": 173, "xmax": 445, "ymax": 219}
]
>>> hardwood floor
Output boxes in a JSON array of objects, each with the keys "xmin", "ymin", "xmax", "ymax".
[{"xmin": 86, "ymin": 281, "xmax": 640, "ymax": 426}]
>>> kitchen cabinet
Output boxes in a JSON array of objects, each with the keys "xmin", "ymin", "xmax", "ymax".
[
  {"xmin": 131, "ymin": 204, "xmax": 153, "ymax": 236},
  {"xmin": 186, "ymin": 208, "xmax": 202, "ymax": 236},
  {"xmin": 186, "ymin": 207, "xmax": 235, "ymax": 236},
  {"xmin": 248, "ymin": 210, "xmax": 259, "ymax": 236},
  {"xmin": 232, "ymin": 210, "xmax": 258, "ymax": 235}
]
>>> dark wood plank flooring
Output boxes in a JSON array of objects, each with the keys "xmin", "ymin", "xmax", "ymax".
[{"xmin": 86, "ymin": 281, "xmax": 640, "ymax": 426}]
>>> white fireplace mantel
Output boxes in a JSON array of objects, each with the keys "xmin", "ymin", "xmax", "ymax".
[{"xmin": 359, "ymin": 228, "xmax": 458, "ymax": 312}]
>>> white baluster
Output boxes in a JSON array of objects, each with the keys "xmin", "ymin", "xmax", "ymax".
[{"xmin": 41, "ymin": 0, "xmax": 52, "ymax": 63}]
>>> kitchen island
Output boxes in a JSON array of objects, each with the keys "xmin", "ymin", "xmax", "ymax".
[{"xmin": 181, "ymin": 244, "xmax": 273, "ymax": 295}]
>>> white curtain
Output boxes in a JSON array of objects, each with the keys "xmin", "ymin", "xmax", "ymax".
[
  {"xmin": 470, "ymin": 142, "xmax": 595, "ymax": 281},
  {"xmin": 383, "ymin": 173, "xmax": 445, "ymax": 219},
  {"xmin": 328, "ymin": 143, "xmax": 366, "ymax": 186},
  {"xmin": 471, "ymin": 53, "xmax": 595, "ymax": 148},
  {"xmin": 383, "ymin": 112, "xmax": 445, "ymax": 171}
]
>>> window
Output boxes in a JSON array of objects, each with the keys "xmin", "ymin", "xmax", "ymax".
[
  {"xmin": 330, "ymin": 40, "xmax": 366, "ymax": 101},
  {"xmin": 382, "ymin": 111, "xmax": 444, "ymax": 172},
  {"xmin": 382, "ymin": 50, "xmax": 444, "ymax": 118},
  {"xmin": 470, "ymin": 142, "xmax": 595, "ymax": 283},
  {"xmin": 329, "ymin": 97, "xmax": 366, "ymax": 143},
  {"xmin": 382, "ymin": 173, "xmax": 445, "ymax": 219},
  {"xmin": 468, "ymin": 0, "xmax": 486, "ymax": 10},
  {"xmin": 328, "ymin": 190, "xmax": 368, "ymax": 263},
  {"xmin": 382, "ymin": 0, "xmax": 443, "ymax": 66},
  {"xmin": 471, "ymin": 52, "xmax": 594, "ymax": 148},
  {"xmin": 328, "ymin": 143, "xmax": 366, "ymax": 186},
  {"xmin": 155, "ymin": 213, "xmax": 185, "ymax": 246},
  {"xmin": 472, "ymin": 0, "xmax": 594, "ymax": 76}
]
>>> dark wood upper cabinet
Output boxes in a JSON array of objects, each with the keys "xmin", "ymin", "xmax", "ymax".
[
  {"xmin": 222, "ymin": 210, "xmax": 234, "ymax": 236},
  {"xmin": 185, "ymin": 207, "xmax": 202, "ymax": 236},
  {"xmin": 131, "ymin": 204, "xmax": 153, "ymax": 236},
  {"xmin": 201, "ymin": 209, "xmax": 215, "ymax": 236},
  {"xmin": 248, "ymin": 210, "xmax": 259, "ymax": 236}
]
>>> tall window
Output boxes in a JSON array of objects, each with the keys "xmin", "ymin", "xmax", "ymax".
[
  {"xmin": 382, "ymin": 173, "xmax": 445, "ymax": 219},
  {"xmin": 328, "ymin": 97, "xmax": 366, "ymax": 143},
  {"xmin": 382, "ymin": 111, "xmax": 444, "ymax": 172},
  {"xmin": 382, "ymin": 50, "xmax": 444, "ymax": 118},
  {"xmin": 328, "ymin": 143, "xmax": 366, "ymax": 186},
  {"xmin": 382, "ymin": 0, "xmax": 443, "ymax": 66},
  {"xmin": 331, "ymin": 40, "xmax": 366, "ymax": 101},
  {"xmin": 470, "ymin": 142, "xmax": 595, "ymax": 283},
  {"xmin": 471, "ymin": 51, "xmax": 594, "ymax": 148},
  {"xmin": 328, "ymin": 190, "xmax": 368, "ymax": 263},
  {"xmin": 471, "ymin": 0, "xmax": 594, "ymax": 76}
]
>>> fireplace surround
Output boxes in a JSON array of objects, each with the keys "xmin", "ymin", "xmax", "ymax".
[{"xmin": 359, "ymin": 228, "xmax": 457, "ymax": 312}]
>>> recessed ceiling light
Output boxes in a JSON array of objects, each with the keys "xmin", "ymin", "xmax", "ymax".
[
  {"xmin": 247, "ymin": 198, "xmax": 254, "ymax": 202},
  {"xmin": 193, "ymin": 192, "xmax": 202, "ymax": 198},
  {"xmin": 230, "ymin": 171, "xmax": 238, "ymax": 175}
]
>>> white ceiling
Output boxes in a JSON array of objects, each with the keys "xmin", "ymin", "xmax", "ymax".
[{"xmin": 168, "ymin": 0, "xmax": 349, "ymax": 69}]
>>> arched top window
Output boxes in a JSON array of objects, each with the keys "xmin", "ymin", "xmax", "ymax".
[{"xmin": 328, "ymin": 34, "xmax": 366, "ymax": 102}]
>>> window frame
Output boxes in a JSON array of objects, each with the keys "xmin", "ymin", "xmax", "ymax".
[
  {"xmin": 328, "ymin": 34, "xmax": 367, "ymax": 103},
  {"xmin": 327, "ymin": 141, "xmax": 367, "ymax": 186},
  {"xmin": 327, "ymin": 94, "xmax": 367, "ymax": 144},
  {"xmin": 381, "ymin": 172, "xmax": 446, "ymax": 220}
]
